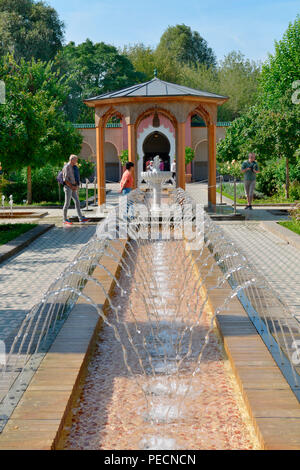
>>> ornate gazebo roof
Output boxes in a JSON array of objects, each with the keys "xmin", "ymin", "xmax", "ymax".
[{"xmin": 84, "ymin": 77, "xmax": 228, "ymax": 104}]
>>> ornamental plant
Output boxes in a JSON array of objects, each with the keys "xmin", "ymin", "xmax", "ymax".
[
  {"xmin": 119, "ymin": 150, "xmax": 128, "ymax": 166},
  {"xmin": 185, "ymin": 147, "xmax": 195, "ymax": 165},
  {"xmin": 217, "ymin": 160, "xmax": 242, "ymax": 179}
]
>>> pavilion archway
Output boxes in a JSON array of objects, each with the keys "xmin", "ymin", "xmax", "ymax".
[{"xmin": 104, "ymin": 142, "xmax": 120, "ymax": 182}]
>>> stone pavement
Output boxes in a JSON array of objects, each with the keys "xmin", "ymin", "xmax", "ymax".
[
  {"xmin": 0, "ymin": 225, "xmax": 96, "ymax": 341},
  {"xmin": 186, "ymin": 182, "xmax": 300, "ymax": 323}
]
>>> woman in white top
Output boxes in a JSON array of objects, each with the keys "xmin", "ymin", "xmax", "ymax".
[{"xmin": 171, "ymin": 160, "xmax": 176, "ymax": 179}]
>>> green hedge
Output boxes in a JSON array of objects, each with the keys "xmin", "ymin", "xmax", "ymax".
[{"xmin": 3, "ymin": 160, "xmax": 95, "ymax": 204}]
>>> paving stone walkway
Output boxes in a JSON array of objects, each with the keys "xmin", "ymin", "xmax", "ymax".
[
  {"xmin": 0, "ymin": 225, "xmax": 96, "ymax": 341},
  {"xmin": 186, "ymin": 182, "xmax": 300, "ymax": 322}
]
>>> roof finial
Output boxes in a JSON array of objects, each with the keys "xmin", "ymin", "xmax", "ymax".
[{"xmin": 154, "ymin": 68, "xmax": 157, "ymax": 78}]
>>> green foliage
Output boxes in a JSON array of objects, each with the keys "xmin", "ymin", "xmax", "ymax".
[
  {"xmin": 259, "ymin": 16, "xmax": 300, "ymax": 109},
  {"xmin": 217, "ymin": 160, "xmax": 243, "ymax": 179},
  {"xmin": 219, "ymin": 182, "xmax": 265, "ymax": 200},
  {"xmin": 217, "ymin": 52, "xmax": 261, "ymax": 120},
  {"xmin": 0, "ymin": 0, "xmax": 65, "ymax": 62},
  {"xmin": 279, "ymin": 220, "xmax": 300, "ymax": 236},
  {"xmin": 3, "ymin": 164, "xmax": 61, "ymax": 203},
  {"xmin": 255, "ymin": 163, "xmax": 279, "ymax": 196},
  {"xmin": 185, "ymin": 146, "xmax": 195, "ymax": 165},
  {"xmin": 156, "ymin": 24, "xmax": 216, "ymax": 68},
  {"xmin": 0, "ymin": 54, "xmax": 82, "ymax": 172},
  {"xmin": 77, "ymin": 158, "xmax": 95, "ymax": 181},
  {"xmin": 0, "ymin": 223, "xmax": 37, "ymax": 245},
  {"xmin": 125, "ymin": 42, "xmax": 260, "ymax": 122},
  {"xmin": 55, "ymin": 39, "xmax": 145, "ymax": 123},
  {"xmin": 119, "ymin": 149, "xmax": 128, "ymax": 166},
  {"xmin": 122, "ymin": 43, "xmax": 156, "ymax": 81},
  {"xmin": 256, "ymin": 158, "xmax": 300, "ymax": 198}
]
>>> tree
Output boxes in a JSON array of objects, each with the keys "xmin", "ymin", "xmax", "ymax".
[
  {"xmin": 156, "ymin": 24, "xmax": 216, "ymax": 69},
  {"xmin": 122, "ymin": 43, "xmax": 156, "ymax": 81},
  {"xmin": 178, "ymin": 52, "xmax": 261, "ymax": 121},
  {"xmin": 0, "ymin": 0, "xmax": 65, "ymax": 62},
  {"xmin": 217, "ymin": 99, "xmax": 300, "ymax": 197},
  {"xmin": 260, "ymin": 16, "xmax": 300, "ymax": 108},
  {"xmin": 217, "ymin": 51, "xmax": 261, "ymax": 120},
  {"xmin": 56, "ymin": 39, "xmax": 145, "ymax": 123},
  {"xmin": 257, "ymin": 16, "xmax": 300, "ymax": 197},
  {"xmin": 0, "ymin": 54, "xmax": 82, "ymax": 202}
]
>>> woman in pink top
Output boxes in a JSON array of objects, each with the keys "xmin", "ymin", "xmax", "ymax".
[{"xmin": 120, "ymin": 162, "xmax": 134, "ymax": 194}]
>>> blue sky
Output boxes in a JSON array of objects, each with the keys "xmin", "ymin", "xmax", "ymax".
[{"xmin": 49, "ymin": 0, "xmax": 299, "ymax": 62}]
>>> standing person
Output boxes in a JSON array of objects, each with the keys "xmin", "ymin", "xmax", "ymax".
[
  {"xmin": 171, "ymin": 159, "xmax": 176, "ymax": 179},
  {"xmin": 159, "ymin": 159, "xmax": 164, "ymax": 171},
  {"xmin": 241, "ymin": 153, "xmax": 260, "ymax": 209},
  {"xmin": 62, "ymin": 155, "xmax": 89, "ymax": 225},
  {"xmin": 120, "ymin": 161, "xmax": 134, "ymax": 194}
]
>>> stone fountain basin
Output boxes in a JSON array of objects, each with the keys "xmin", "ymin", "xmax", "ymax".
[
  {"xmin": 141, "ymin": 171, "xmax": 172, "ymax": 185},
  {"xmin": 0, "ymin": 211, "xmax": 48, "ymax": 218}
]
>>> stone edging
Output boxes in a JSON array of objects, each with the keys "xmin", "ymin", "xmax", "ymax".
[
  {"xmin": 0, "ymin": 240, "xmax": 126, "ymax": 450},
  {"xmin": 188, "ymin": 246, "xmax": 300, "ymax": 450},
  {"xmin": 260, "ymin": 220, "xmax": 300, "ymax": 251},
  {"xmin": 0, "ymin": 224, "xmax": 55, "ymax": 265}
]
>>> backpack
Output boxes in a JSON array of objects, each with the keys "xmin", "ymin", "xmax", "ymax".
[{"xmin": 57, "ymin": 170, "xmax": 64, "ymax": 185}]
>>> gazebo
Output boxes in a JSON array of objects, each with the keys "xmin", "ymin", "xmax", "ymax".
[{"xmin": 84, "ymin": 77, "xmax": 228, "ymax": 208}]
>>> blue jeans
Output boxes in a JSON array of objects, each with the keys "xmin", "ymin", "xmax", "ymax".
[
  {"xmin": 122, "ymin": 188, "xmax": 133, "ymax": 218},
  {"xmin": 122, "ymin": 188, "xmax": 131, "ymax": 195},
  {"xmin": 63, "ymin": 186, "xmax": 83, "ymax": 221}
]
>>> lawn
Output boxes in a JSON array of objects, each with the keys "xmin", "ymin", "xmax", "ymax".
[
  {"xmin": 0, "ymin": 223, "xmax": 38, "ymax": 245},
  {"xmin": 278, "ymin": 220, "xmax": 300, "ymax": 236},
  {"xmin": 217, "ymin": 183, "xmax": 297, "ymax": 205}
]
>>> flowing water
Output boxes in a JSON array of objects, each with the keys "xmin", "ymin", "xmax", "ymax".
[
  {"xmin": 0, "ymin": 188, "xmax": 269, "ymax": 448},
  {"xmin": 64, "ymin": 231, "xmax": 259, "ymax": 450}
]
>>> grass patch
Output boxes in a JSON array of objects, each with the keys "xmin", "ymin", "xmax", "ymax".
[
  {"xmin": 278, "ymin": 220, "xmax": 300, "ymax": 236},
  {"xmin": 216, "ymin": 188, "xmax": 297, "ymax": 205},
  {"xmin": 0, "ymin": 223, "xmax": 38, "ymax": 245}
]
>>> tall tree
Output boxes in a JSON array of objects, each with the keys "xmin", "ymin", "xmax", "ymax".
[
  {"xmin": 156, "ymin": 24, "xmax": 217, "ymax": 69},
  {"xmin": 56, "ymin": 39, "xmax": 145, "ymax": 123},
  {"xmin": 0, "ymin": 54, "xmax": 82, "ymax": 202},
  {"xmin": 178, "ymin": 52, "xmax": 261, "ymax": 121},
  {"xmin": 0, "ymin": 0, "xmax": 65, "ymax": 62},
  {"xmin": 259, "ymin": 16, "xmax": 300, "ymax": 108},
  {"xmin": 217, "ymin": 51, "xmax": 261, "ymax": 120},
  {"xmin": 122, "ymin": 43, "xmax": 156, "ymax": 81}
]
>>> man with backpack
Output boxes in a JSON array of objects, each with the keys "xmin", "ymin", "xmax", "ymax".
[{"xmin": 60, "ymin": 155, "xmax": 89, "ymax": 225}]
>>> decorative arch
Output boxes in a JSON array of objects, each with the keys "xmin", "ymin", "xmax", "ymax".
[
  {"xmin": 96, "ymin": 106, "xmax": 124, "ymax": 127},
  {"xmin": 193, "ymin": 139, "xmax": 209, "ymax": 182},
  {"xmin": 137, "ymin": 122, "xmax": 175, "ymax": 184},
  {"xmin": 104, "ymin": 141, "xmax": 119, "ymax": 162},
  {"xmin": 135, "ymin": 106, "xmax": 178, "ymax": 131},
  {"xmin": 80, "ymin": 141, "xmax": 94, "ymax": 161},
  {"xmin": 194, "ymin": 139, "xmax": 208, "ymax": 162},
  {"xmin": 104, "ymin": 141, "xmax": 120, "ymax": 182},
  {"xmin": 191, "ymin": 105, "xmax": 212, "ymax": 127}
]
